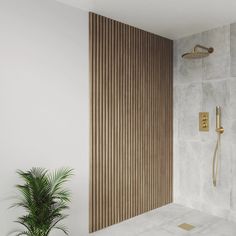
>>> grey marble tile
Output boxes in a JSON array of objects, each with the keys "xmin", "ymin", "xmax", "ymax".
[
  {"xmin": 173, "ymin": 140, "xmax": 180, "ymax": 202},
  {"xmin": 141, "ymin": 212, "xmax": 170, "ymax": 228},
  {"xmin": 230, "ymin": 23, "xmax": 236, "ymax": 77},
  {"xmin": 173, "ymin": 85, "xmax": 180, "ymax": 201},
  {"xmin": 202, "ymin": 25, "xmax": 230, "ymax": 80},
  {"xmin": 229, "ymin": 78, "xmax": 236, "ymax": 118},
  {"xmin": 154, "ymin": 204, "xmax": 192, "ymax": 220},
  {"xmin": 137, "ymin": 228, "xmax": 173, "ymax": 236},
  {"xmin": 177, "ymin": 83, "xmax": 202, "ymax": 141},
  {"xmin": 200, "ymin": 140, "xmax": 231, "ymax": 212},
  {"xmin": 229, "ymin": 120, "xmax": 236, "ymax": 140},
  {"xmin": 202, "ymin": 80, "xmax": 230, "ymax": 141},
  {"xmin": 178, "ymin": 141, "xmax": 201, "ymax": 201},
  {"xmin": 230, "ymin": 142, "xmax": 236, "ymax": 211},
  {"xmin": 228, "ymin": 209, "xmax": 236, "ymax": 222},
  {"xmin": 174, "ymin": 41, "xmax": 179, "ymax": 86},
  {"xmin": 202, "ymin": 80, "xmax": 230, "ymax": 115},
  {"xmin": 161, "ymin": 209, "xmax": 221, "ymax": 236},
  {"xmin": 90, "ymin": 216, "xmax": 155, "ymax": 236},
  {"xmin": 205, "ymin": 219, "xmax": 236, "ymax": 236}
]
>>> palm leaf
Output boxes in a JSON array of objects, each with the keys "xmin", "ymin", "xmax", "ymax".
[
  {"xmin": 53, "ymin": 224, "xmax": 69, "ymax": 235},
  {"xmin": 48, "ymin": 168, "xmax": 73, "ymax": 196}
]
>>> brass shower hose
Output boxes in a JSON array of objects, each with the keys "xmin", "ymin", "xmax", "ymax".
[{"xmin": 212, "ymin": 133, "xmax": 221, "ymax": 187}]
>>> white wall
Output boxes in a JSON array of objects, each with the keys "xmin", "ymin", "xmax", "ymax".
[{"xmin": 0, "ymin": 0, "xmax": 89, "ymax": 235}]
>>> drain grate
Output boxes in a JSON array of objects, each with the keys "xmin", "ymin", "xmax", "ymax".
[{"xmin": 178, "ymin": 223, "xmax": 195, "ymax": 231}]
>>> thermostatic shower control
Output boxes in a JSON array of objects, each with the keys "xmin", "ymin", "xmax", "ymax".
[{"xmin": 199, "ymin": 112, "xmax": 209, "ymax": 132}]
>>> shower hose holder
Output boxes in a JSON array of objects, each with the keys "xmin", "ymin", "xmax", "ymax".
[{"xmin": 216, "ymin": 127, "xmax": 224, "ymax": 134}]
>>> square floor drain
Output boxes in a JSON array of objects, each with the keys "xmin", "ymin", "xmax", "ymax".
[{"xmin": 178, "ymin": 223, "xmax": 195, "ymax": 231}]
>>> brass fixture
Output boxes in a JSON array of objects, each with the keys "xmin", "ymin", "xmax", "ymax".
[
  {"xmin": 199, "ymin": 112, "xmax": 209, "ymax": 131},
  {"xmin": 182, "ymin": 45, "xmax": 214, "ymax": 59},
  {"xmin": 212, "ymin": 106, "xmax": 224, "ymax": 187},
  {"xmin": 216, "ymin": 106, "xmax": 224, "ymax": 134},
  {"xmin": 178, "ymin": 223, "xmax": 195, "ymax": 231}
]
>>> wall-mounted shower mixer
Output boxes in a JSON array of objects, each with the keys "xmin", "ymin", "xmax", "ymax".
[
  {"xmin": 199, "ymin": 112, "xmax": 209, "ymax": 131},
  {"xmin": 212, "ymin": 106, "xmax": 224, "ymax": 187}
]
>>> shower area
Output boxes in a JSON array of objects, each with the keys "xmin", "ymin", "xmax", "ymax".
[
  {"xmin": 89, "ymin": 13, "xmax": 236, "ymax": 236},
  {"xmin": 174, "ymin": 23, "xmax": 236, "ymax": 221}
]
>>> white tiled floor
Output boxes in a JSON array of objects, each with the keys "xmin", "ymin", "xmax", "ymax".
[{"xmin": 90, "ymin": 204, "xmax": 236, "ymax": 236}]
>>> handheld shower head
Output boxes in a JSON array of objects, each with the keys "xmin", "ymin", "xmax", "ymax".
[
  {"xmin": 182, "ymin": 45, "xmax": 214, "ymax": 59},
  {"xmin": 213, "ymin": 106, "xmax": 224, "ymax": 187},
  {"xmin": 216, "ymin": 106, "xmax": 224, "ymax": 134}
]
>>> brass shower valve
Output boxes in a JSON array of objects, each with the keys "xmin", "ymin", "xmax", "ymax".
[{"xmin": 199, "ymin": 112, "xmax": 209, "ymax": 132}]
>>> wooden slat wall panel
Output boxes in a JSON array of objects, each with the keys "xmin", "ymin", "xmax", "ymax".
[{"xmin": 89, "ymin": 12, "xmax": 173, "ymax": 233}]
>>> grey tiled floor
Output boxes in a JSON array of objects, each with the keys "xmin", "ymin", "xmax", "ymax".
[{"xmin": 91, "ymin": 204, "xmax": 236, "ymax": 236}]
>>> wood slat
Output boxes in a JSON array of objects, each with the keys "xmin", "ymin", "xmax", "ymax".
[{"xmin": 89, "ymin": 12, "xmax": 173, "ymax": 233}]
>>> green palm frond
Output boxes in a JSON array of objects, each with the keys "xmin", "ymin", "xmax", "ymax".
[
  {"xmin": 15, "ymin": 231, "xmax": 31, "ymax": 236},
  {"xmin": 48, "ymin": 168, "xmax": 73, "ymax": 195},
  {"xmin": 9, "ymin": 168, "xmax": 73, "ymax": 236},
  {"xmin": 53, "ymin": 224, "xmax": 69, "ymax": 235},
  {"xmin": 7, "ymin": 229, "xmax": 30, "ymax": 236}
]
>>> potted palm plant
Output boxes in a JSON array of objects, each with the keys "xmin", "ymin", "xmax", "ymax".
[{"xmin": 9, "ymin": 167, "xmax": 73, "ymax": 236}]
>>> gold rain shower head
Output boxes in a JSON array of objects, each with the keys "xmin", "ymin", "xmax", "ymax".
[{"xmin": 182, "ymin": 45, "xmax": 214, "ymax": 59}]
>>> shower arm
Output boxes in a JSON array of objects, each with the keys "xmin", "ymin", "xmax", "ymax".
[{"xmin": 194, "ymin": 45, "xmax": 214, "ymax": 53}]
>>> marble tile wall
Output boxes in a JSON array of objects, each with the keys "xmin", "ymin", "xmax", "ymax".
[{"xmin": 174, "ymin": 23, "xmax": 236, "ymax": 222}]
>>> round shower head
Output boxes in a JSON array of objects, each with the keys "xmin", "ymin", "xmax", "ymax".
[
  {"xmin": 182, "ymin": 45, "xmax": 214, "ymax": 59},
  {"xmin": 182, "ymin": 51, "xmax": 210, "ymax": 59}
]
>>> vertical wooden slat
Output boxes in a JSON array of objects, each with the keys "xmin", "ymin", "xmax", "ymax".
[
  {"xmin": 104, "ymin": 17, "xmax": 108, "ymax": 228},
  {"xmin": 108, "ymin": 18, "xmax": 112, "ymax": 227},
  {"xmin": 140, "ymin": 30, "xmax": 144, "ymax": 214},
  {"xmin": 96, "ymin": 14, "xmax": 99, "ymax": 231},
  {"xmin": 102, "ymin": 15, "xmax": 105, "ymax": 229},
  {"xmin": 89, "ymin": 13, "xmax": 173, "ymax": 232},
  {"xmin": 114, "ymin": 21, "xmax": 118, "ymax": 224},
  {"xmin": 117, "ymin": 22, "xmax": 121, "ymax": 223},
  {"xmin": 99, "ymin": 15, "xmax": 103, "ymax": 230},
  {"xmin": 89, "ymin": 12, "xmax": 93, "ymax": 233}
]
